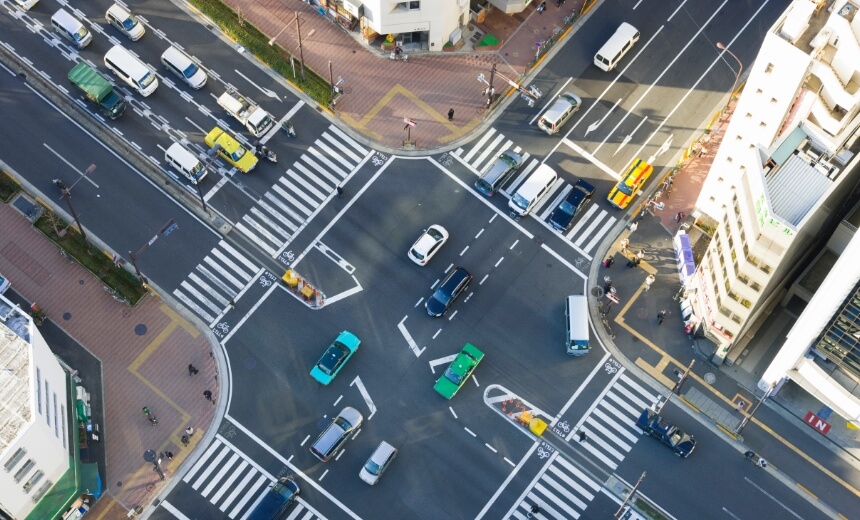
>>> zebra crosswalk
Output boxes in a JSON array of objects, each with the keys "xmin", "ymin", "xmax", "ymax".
[
  {"xmin": 508, "ymin": 372, "xmax": 658, "ymax": 519},
  {"xmin": 172, "ymin": 239, "xmax": 260, "ymax": 325},
  {"xmin": 235, "ymin": 125, "xmax": 371, "ymax": 256},
  {"xmin": 183, "ymin": 436, "xmax": 324, "ymax": 520},
  {"xmin": 454, "ymin": 127, "xmax": 618, "ymax": 256}
]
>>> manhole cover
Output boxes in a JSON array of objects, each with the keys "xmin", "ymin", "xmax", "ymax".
[
  {"xmin": 704, "ymin": 372, "xmax": 716, "ymax": 384},
  {"xmin": 134, "ymin": 324, "xmax": 147, "ymax": 336}
]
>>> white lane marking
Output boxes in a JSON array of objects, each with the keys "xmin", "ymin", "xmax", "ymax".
[
  {"xmin": 43, "ymin": 144, "xmax": 99, "ymax": 188},
  {"xmin": 494, "ymin": 257, "xmax": 504, "ymax": 268},
  {"xmin": 333, "ymin": 395, "xmax": 343, "ymax": 407},
  {"xmin": 429, "ymin": 354, "xmax": 457, "ymax": 374},
  {"xmin": 510, "ymin": 239, "xmax": 519, "ymax": 249},
  {"xmin": 464, "ymin": 427, "xmax": 477, "ymax": 437},
  {"xmin": 350, "ymin": 376, "xmax": 377, "ymax": 419},
  {"xmin": 322, "ymin": 282, "xmax": 363, "ymax": 306},
  {"xmin": 397, "ymin": 316, "xmax": 426, "ymax": 357},
  {"xmin": 485, "ymin": 444, "xmax": 498, "ymax": 453},
  {"xmin": 480, "ymin": 274, "xmax": 489, "ymax": 285},
  {"xmin": 449, "ymin": 407, "xmax": 458, "ymax": 419}
]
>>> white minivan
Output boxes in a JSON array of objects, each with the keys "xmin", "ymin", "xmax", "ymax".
[
  {"xmin": 564, "ymin": 295, "xmax": 590, "ymax": 356},
  {"xmin": 594, "ymin": 22, "xmax": 640, "ymax": 72},
  {"xmin": 104, "ymin": 45, "xmax": 158, "ymax": 96},
  {"xmin": 161, "ymin": 46, "xmax": 207, "ymax": 89},
  {"xmin": 106, "ymin": 3, "xmax": 145, "ymax": 41},
  {"xmin": 508, "ymin": 164, "xmax": 558, "ymax": 218},
  {"xmin": 165, "ymin": 143, "xmax": 207, "ymax": 184},
  {"xmin": 51, "ymin": 9, "xmax": 93, "ymax": 49}
]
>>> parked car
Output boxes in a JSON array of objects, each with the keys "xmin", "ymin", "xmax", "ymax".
[
  {"xmin": 359, "ymin": 441, "xmax": 398, "ymax": 485},
  {"xmin": 635, "ymin": 407, "xmax": 696, "ymax": 458},
  {"xmin": 549, "ymin": 179, "xmax": 595, "ymax": 232},
  {"xmin": 408, "ymin": 225, "xmax": 448, "ymax": 266},
  {"xmin": 310, "ymin": 331, "xmax": 360, "ymax": 385},
  {"xmin": 434, "ymin": 343, "xmax": 484, "ymax": 399},
  {"xmin": 425, "ymin": 267, "xmax": 472, "ymax": 317},
  {"xmin": 310, "ymin": 407, "xmax": 363, "ymax": 462}
]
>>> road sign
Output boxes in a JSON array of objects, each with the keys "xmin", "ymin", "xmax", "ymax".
[{"xmin": 403, "ymin": 118, "xmax": 416, "ymax": 127}]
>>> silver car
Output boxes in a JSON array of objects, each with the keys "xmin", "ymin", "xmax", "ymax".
[{"xmin": 359, "ymin": 441, "xmax": 398, "ymax": 485}]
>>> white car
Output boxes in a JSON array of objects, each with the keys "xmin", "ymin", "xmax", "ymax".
[
  {"xmin": 359, "ymin": 441, "xmax": 397, "ymax": 485},
  {"xmin": 106, "ymin": 3, "xmax": 145, "ymax": 41},
  {"xmin": 14, "ymin": 0, "xmax": 39, "ymax": 10},
  {"xmin": 408, "ymin": 225, "xmax": 448, "ymax": 266}
]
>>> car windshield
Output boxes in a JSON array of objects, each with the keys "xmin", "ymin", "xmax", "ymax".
[
  {"xmin": 139, "ymin": 72, "xmax": 155, "ymax": 89},
  {"xmin": 122, "ymin": 16, "xmax": 139, "ymax": 31},
  {"xmin": 432, "ymin": 288, "xmax": 452, "ymax": 305},
  {"xmin": 364, "ymin": 460, "xmax": 382, "ymax": 475},
  {"xmin": 443, "ymin": 367, "xmax": 463, "ymax": 385},
  {"xmin": 427, "ymin": 228, "xmax": 443, "ymax": 241},
  {"xmin": 182, "ymin": 63, "xmax": 200, "ymax": 79},
  {"xmin": 558, "ymin": 201, "xmax": 574, "ymax": 214},
  {"xmin": 411, "ymin": 247, "xmax": 425, "ymax": 260},
  {"xmin": 668, "ymin": 431, "xmax": 683, "ymax": 446},
  {"xmin": 512, "ymin": 193, "xmax": 529, "ymax": 210},
  {"xmin": 73, "ymin": 28, "xmax": 89, "ymax": 41},
  {"xmin": 230, "ymin": 147, "xmax": 246, "ymax": 162},
  {"xmin": 617, "ymin": 184, "xmax": 634, "ymax": 196}
]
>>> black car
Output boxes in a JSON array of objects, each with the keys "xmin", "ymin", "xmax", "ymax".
[
  {"xmin": 549, "ymin": 179, "xmax": 595, "ymax": 232},
  {"xmin": 425, "ymin": 267, "xmax": 473, "ymax": 317},
  {"xmin": 247, "ymin": 477, "xmax": 299, "ymax": 520},
  {"xmin": 635, "ymin": 407, "xmax": 696, "ymax": 458}
]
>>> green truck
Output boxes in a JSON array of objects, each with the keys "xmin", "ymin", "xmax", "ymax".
[{"xmin": 68, "ymin": 62, "xmax": 125, "ymax": 119}]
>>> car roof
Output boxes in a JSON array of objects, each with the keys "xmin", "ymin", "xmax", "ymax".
[
  {"xmin": 443, "ymin": 267, "xmax": 470, "ymax": 288},
  {"xmin": 369, "ymin": 441, "xmax": 396, "ymax": 463}
]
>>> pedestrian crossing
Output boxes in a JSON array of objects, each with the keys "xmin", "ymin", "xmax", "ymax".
[
  {"xmin": 235, "ymin": 125, "xmax": 371, "ymax": 256},
  {"xmin": 183, "ymin": 436, "xmax": 324, "ymax": 520},
  {"xmin": 172, "ymin": 239, "xmax": 260, "ymax": 325},
  {"xmin": 454, "ymin": 127, "xmax": 617, "ymax": 256},
  {"xmin": 508, "ymin": 372, "xmax": 657, "ymax": 519}
]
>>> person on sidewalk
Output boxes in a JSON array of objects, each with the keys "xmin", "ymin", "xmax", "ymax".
[
  {"xmin": 629, "ymin": 222, "xmax": 638, "ymax": 233},
  {"xmin": 181, "ymin": 435, "xmax": 189, "ymax": 446},
  {"xmin": 644, "ymin": 274, "xmax": 655, "ymax": 291},
  {"xmin": 188, "ymin": 364, "xmax": 199, "ymax": 376},
  {"xmin": 166, "ymin": 451, "xmax": 174, "ymax": 461},
  {"xmin": 185, "ymin": 426, "xmax": 195, "ymax": 437},
  {"xmin": 603, "ymin": 256, "xmax": 614, "ymax": 268},
  {"xmin": 448, "ymin": 108, "xmax": 455, "ymax": 121},
  {"xmin": 657, "ymin": 309, "xmax": 667, "ymax": 324},
  {"xmin": 204, "ymin": 389, "xmax": 213, "ymax": 403},
  {"xmin": 637, "ymin": 250, "xmax": 645, "ymax": 261},
  {"xmin": 756, "ymin": 458, "xmax": 767, "ymax": 468},
  {"xmin": 620, "ymin": 238, "xmax": 629, "ymax": 253},
  {"xmin": 537, "ymin": 1, "xmax": 546, "ymax": 13},
  {"xmin": 744, "ymin": 450, "xmax": 756, "ymax": 460}
]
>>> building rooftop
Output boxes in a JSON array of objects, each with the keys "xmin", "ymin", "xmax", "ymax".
[{"xmin": 0, "ymin": 296, "xmax": 33, "ymax": 452}]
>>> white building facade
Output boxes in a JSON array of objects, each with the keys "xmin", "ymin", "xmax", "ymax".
[
  {"xmin": 358, "ymin": 0, "xmax": 468, "ymax": 51},
  {"xmin": 0, "ymin": 294, "xmax": 71, "ymax": 519}
]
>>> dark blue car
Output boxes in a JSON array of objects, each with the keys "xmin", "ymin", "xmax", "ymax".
[
  {"xmin": 426, "ymin": 267, "xmax": 473, "ymax": 317},
  {"xmin": 549, "ymin": 179, "xmax": 595, "ymax": 232}
]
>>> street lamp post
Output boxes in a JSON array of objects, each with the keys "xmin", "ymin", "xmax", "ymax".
[
  {"xmin": 716, "ymin": 42, "xmax": 742, "ymax": 112},
  {"xmin": 268, "ymin": 13, "xmax": 309, "ymax": 81},
  {"xmin": 52, "ymin": 178, "xmax": 89, "ymax": 247},
  {"xmin": 128, "ymin": 219, "xmax": 178, "ymax": 286}
]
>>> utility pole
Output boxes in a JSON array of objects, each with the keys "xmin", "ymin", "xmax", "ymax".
[
  {"xmin": 736, "ymin": 382, "xmax": 775, "ymax": 434},
  {"xmin": 671, "ymin": 359, "xmax": 695, "ymax": 396},
  {"xmin": 52, "ymin": 178, "xmax": 90, "ymax": 248},
  {"xmin": 615, "ymin": 471, "xmax": 646, "ymax": 518},
  {"xmin": 128, "ymin": 219, "xmax": 179, "ymax": 286},
  {"xmin": 295, "ymin": 12, "xmax": 306, "ymax": 81}
]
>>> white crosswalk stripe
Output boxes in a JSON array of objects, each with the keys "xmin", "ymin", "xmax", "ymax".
[
  {"xmin": 455, "ymin": 128, "xmax": 618, "ymax": 254},
  {"xmin": 508, "ymin": 373, "xmax": 658, "ymax": 518},
  {"xmin": 182, "ymin": 438, "xmax": 325, "ymax": 520},
  {"xmin": 238, "ymin": 125, "xmax": 371, "ymax": 256},
  {"xmin": 172, "ymin": 239, "xmax": 260, "ymax": 323}
]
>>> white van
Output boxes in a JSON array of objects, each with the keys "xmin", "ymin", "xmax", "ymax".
[
  {"xmin": 594, "ymin": 22, "xmax": 640, "ymax": 72},
  {"xmin": 51, "ymin": 9, "xmax": 93, "ymax": 49},
  {"xmin": 161, "ymin": 46, "xmax": 207, "ymax": 89},
  {"xmin": 565, "ymin": 295, "xmax": 590, "ymax": 356},
  {"xmin": 537, "ymin": 92, "xmax": 582, "ymax": 135},
  {"xmin": 106, "ymin": 3, "xmax": 145, "ymax": 41},
  {"xmin": 104, "ymin": 45, "xmax": 158, "ymax": 97},
  {"xmin": 165, "ymin": 143, "xmax": 207, "ymax": 184},
  {"xmin": 509, "ymin": 164, "xmax": 558, "ymax": 218}
]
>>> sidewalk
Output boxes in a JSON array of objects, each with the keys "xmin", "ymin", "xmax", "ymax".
[
  {"xmin": 218, "ymin": 0, "xmax": 583, "ymax": 151},
  {"xmin": 0, "ymin": 200, "xmax": 220, "ymax": 519}
]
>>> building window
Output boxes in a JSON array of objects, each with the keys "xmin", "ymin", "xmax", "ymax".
[
  {"xmin": 765, "ymin": 63, "xmax": 774, "ymax": 73},
  {"xmin": 61, "ymin": 405, "xmax": 67, "ymax": 448},
  {"xmin": 23, "ymin": 470, "xmax": 44, "ymax": 493},
  {"xmin": 32, "ymin": 480, "xmax": 53, "ymax": 502},
  {"xmin": 53, "ymin": 394, "xmax": 59, "ymax": 438},
  {"xmin": 13, "ymin": 460, "xmax": 35, "ymax": 483},
  {"xmin": 398, "ymin": 1, "xmax": 420, "ymax": 9},
  {"xmin": 45, "ymin": 381, "xmax": 50, "ymax": 426},
  {"xmin": 37, "ymin": 368, "xmax": 41, "ymax": 415},
  {"xmin": 4, "ymin": 448, "xmax": 26, "ymax": 472}
]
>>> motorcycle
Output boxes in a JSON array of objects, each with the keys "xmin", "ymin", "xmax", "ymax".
[
  {"xmin": 254, "ymin": 144, "xmax": 277, "ymax": 163},
  {"xmin": 282, "ymin": 120, "xmax": 296, "ymax": 137}
]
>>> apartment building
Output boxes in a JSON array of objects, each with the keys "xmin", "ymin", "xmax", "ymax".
[{"xmin": 685, "ymin": 0, "xmax": 860, "ymax": 366}]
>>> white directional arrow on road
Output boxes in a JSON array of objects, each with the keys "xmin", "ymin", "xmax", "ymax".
[
  {"xmin": 647, "ymin": 134, "xmax": 674, "ymax": 164},
  {"xmin": 429, "ymin": 354, "xmax": 457, "ymax": 374},
  {"xmin": 233, "ymin": 69, "xmax": 281, "ymax": 101},
  {"xmin": 398, "ymin": 316, "xmax": 426, "ymax": 357},
  {"xmin": 585, "ymin": 98, "xmax": 623, "ymax": 136},
  {"xmin": 614, "ymin": 115, "xmax": 648, "ymax": 156}
]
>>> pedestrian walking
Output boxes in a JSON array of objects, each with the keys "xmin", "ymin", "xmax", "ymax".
[
  {"xmin": 188, "ymin": 364, "xmax": 199, "ymax": 376},
  {"xmin": 603, "ymin": 256, "xmax": 614, "ymax": 268},
  {"xmin": 181, "ymin": 435, "xmax": 189, "ymax": 446},
  {"xmin": 629, "ymin": 222, "xmax": 638, "ymax": 233},
  {"xmin": 744, "ymin": 450, "xmax": 756, "ymax": 460},
  {"xmin": 736, "ymin": 400, "xmax": 746, "ymax": 412},
  {"xmin": 185, "ymin": 426, "xmax": 195, "ymax": 437},
  {"xmin": 644, "ymin": 274, "xmax": 655, "ymax": 291},
  {"xmin": 555, "ymin": 0, "xmax": 561, "ymax": 8},
  {"xmin": 637, "ymin": 250, "xmax": 645, "ymax": 261},
  {"xmin": 203, "ymin": 389, "xmax": 213, "ymax": 403},
  {"xmin": 675, "ymin": 211, "xmax": 685, "ymax": 222},
  {"xmin": 577, "ymin": 430, "xmax": 588, "ymax": 443},
  {"xmin": 536, "ymin": 0, "xmax": 546, "ymax": 13},
  {"xmin": 336, "ymin": 186, "xmax": 344, "ymax": 198},
  {"xmin": 620, "ymin": 238, "xmax": 629, "ymax": 253},
  {"xmin": 657, "ymin": 309, "xmax": 667, "ymax": 325},
  {"xmin": 530, "ymin": 504, "xmax": 541, "ymax": 515},
  {"xmin": 756, "ymin": 458, "xmax": 767, "ymax": 468},
  {"xmin": 166, "ymin": 451, "xmax": 174, "ymax": 461},
  {"xmin": 448, "ymin": 108, "xmax": 455, "ymax": 121}
]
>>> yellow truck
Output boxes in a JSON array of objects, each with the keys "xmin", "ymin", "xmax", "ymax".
[{"xmin": 607, "ymin": 158, "xmax": 653, "ymax": 209}]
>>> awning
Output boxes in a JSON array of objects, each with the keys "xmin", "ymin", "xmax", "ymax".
[
  {"xmin": 81, "ymin": 463, "xmax": 102, "ymax": 499},
  {"xmin": 674, "ymin": 231, "xmax": 695, "ymax": 283}
]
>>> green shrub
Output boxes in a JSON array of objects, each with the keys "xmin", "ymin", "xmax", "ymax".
[{"xmin": 477, "ymin": 33, "xmax": 500, "ymax": 47}]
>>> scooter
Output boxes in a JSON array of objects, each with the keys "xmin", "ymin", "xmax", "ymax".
[
  {"xmin": 389, "ymin": 48, "xmax": 408, "ymax": 61},
  {"xmin": 254, "ymin": 144, "xmax": 278, "ymax": 163},
  {"xmin": 282, "ymin": 120, "xmax": 296, "ymax": 138}
]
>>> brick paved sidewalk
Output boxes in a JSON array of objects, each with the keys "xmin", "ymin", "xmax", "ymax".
[
  {"xmin": 215, "ymin": 0, "xmax": 583, "ymax": 151},
  {"xmin": 0, "ymin": 201, "xmax": 219, "ymax": 519}
]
